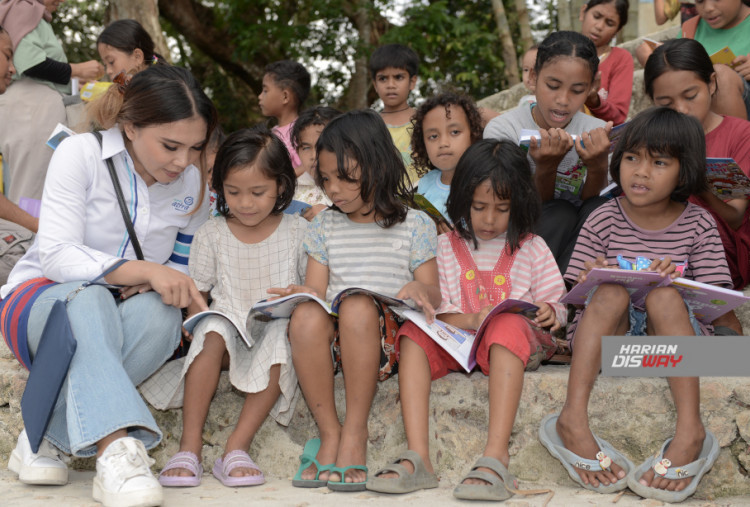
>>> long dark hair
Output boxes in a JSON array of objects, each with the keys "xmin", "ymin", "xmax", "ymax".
[
  {"xmin": 212, "ymin": 126, "xmax": 296, "ymax": 217},
  {"xmin": 447, "ymin": 139, "xmax": 540, "ymax": 253},
  {"xmin": 535, "ymin": 31, "xmax": 599, "ymax": 82},
  {"xmin": 610, "ymin": 107, "xmax": 708, "ymax": 202},
  {"xmin": 644, "ymin": 38, "xmax": 715, "ymax": 99},
  {"xmin": 315, "ymin": 109, "xmax": 411, "ymax": 228},
  {"xmin": 97, "ymin": 19, "xmax": 163, "ymax": 65}
]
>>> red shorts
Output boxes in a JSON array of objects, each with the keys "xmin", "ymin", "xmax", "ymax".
[{"xmin": 396, "ymin": 313, "xmax": 556, "ymax": 381}]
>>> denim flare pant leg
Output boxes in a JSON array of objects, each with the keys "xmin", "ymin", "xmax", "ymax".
[{"xmin": 25, "ymin": 282, "xmax": 181, "ymax": 457}]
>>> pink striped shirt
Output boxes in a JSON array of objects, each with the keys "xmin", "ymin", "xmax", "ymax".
[{"xmin": 436, "ymin": 233, "xmax": 567, "ymax": 325}]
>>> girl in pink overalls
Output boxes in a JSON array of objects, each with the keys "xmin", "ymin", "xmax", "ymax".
[{"xmin": 366, "ymin": 139, "xmax": 567, "ymax": 501}]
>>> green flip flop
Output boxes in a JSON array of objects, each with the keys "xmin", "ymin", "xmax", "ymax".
[
  {"xmin": 327, "ymin": 464, "xmax": 368, "ymax": 492},
  {"xmin": 292, "ymin": 438, "xmax": 334, "ymax": 488}
]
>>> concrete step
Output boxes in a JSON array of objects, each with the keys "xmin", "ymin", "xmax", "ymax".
[{"xmin": 2, "ymin": 348, "xmax": 750, "ymax": 500}]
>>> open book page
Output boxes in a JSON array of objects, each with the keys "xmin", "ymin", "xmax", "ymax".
[
  {"xmin": 183, "ymin": 310, "xmax": 253, "ymax": 348},
  {"xmin": 562, "ymin": 268, "xmax": 749, "ymax": 322},
  {"xmin": 394, "ymin": 299, "xmax": 540, "ymax": 373},
  {"xmin": 250, "ymin": 293, "xmax": 330, "ymax": 319},
  {"xmin": 705, "ymin": 158, "xmax": 750, "ymax": 199}
]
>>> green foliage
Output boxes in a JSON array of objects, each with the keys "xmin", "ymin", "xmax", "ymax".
[
  {"xmin": 50, "ymin": 0, "xmax": 105, "ymax": 64},
  {"xmin": 383, "ymin": 0, "xmax": 522, "ymax": 101}
]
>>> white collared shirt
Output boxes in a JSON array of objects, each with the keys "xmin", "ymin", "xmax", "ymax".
[{"xmin": 1, "ymin": 126, "xmax": 208, "ymax": 298}]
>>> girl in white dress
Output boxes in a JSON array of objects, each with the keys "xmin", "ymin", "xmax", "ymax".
[{"xmin": 143, "ymin": 126, "xmax": 307, "ymax": 488}]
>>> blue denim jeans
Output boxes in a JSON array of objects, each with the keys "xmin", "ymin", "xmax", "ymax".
[{"xmin": 26, "ymin": 282, "xmax": 181, "ymax": 457}]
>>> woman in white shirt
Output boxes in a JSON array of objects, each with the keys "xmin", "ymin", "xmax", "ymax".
[{"xmin": 1, "ymin": 64, "xmax": 216, "ymax": 507}]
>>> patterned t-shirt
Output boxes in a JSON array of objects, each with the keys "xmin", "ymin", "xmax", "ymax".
[{"xmin": 304, "ymin": 208, "xmax": 437, "ymax": 302}]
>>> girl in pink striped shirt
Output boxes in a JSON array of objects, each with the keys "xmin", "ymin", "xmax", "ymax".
[{"xmin": 367, "ymin": 139, "xmax": 566, "ymax": 501}]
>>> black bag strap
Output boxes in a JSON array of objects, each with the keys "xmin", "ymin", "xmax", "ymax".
[{"xmin": 92, "ymin": 130, "xmax": 144, "ymax": 260}]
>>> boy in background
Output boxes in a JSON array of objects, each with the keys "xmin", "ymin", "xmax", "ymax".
[
  {"xmin": 259, "ymin": 60, "xmax": 311, "ymax": 171},
  {"xmin": 369, "ymin": 44, "xmax": 420, "ymax": 185}
]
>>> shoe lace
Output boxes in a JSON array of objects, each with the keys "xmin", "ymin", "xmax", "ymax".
[{"xmin": 106, "ymin": 439, "xmax": 155, "ymax": 481}]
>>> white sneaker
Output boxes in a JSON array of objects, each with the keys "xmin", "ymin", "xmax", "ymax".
[
  {"xmin": 92, "ymin": 437, "xmax": 162, "ymax": 507},
  {"xmin": 7, "ymin": 429, "xmax": 69, "ymax": 485}
]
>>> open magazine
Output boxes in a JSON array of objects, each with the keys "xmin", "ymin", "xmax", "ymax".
[
  {"xmin": 706, "ymin": 158, "xmax": 750, "ymax": 199},
  {"xmin": 562, "ymin": 268, "xmax": 749, "ymax": 323},
  {"xmin": 183, "ymin": 310, "xmax": 252, "ymax": 348},
  {"xmin": 251, "ymin": 287, "xmax": 417, "ymax": 319},
  {"xmin": 393, "ymin": 299, "xmax": 540, "ymax": 372}
]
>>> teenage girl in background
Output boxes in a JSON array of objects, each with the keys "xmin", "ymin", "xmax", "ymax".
[
  {"xmin": 97, "ymin": 19, "xmax": 163, "ymax": 81},
  {"xmin": 484, "ymin": 31, "xmax": 613, "ymax": 273},
  {"xmin": 645, "ymin": 38, "xmax": 750, "ymax": 296},
  {"xmin": 579, "ymin": 0, "xmax": 634, "ymax": 125}
]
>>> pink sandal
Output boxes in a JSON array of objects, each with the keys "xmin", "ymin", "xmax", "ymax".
[
  {"xmin": 212, "ymin": 450, "xmax": 265, "ymax": 487},
  {"xmin": 158, "ymin": 451, "xmax": 202, "ymax": 487}
]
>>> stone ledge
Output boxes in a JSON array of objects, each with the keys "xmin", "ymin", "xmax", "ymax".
[{"xmin": 2, "ymin": 352, "xmax": 749, "ymax": 499}]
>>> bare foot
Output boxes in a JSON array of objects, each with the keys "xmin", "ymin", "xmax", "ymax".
[
  {"xmin": 375, "ymin": 450, "xmax": 434, "ymax": 480},
  {"xmin": 557, "ymin": 410, "xmax": 626, "ymax": 487},
  {"xmin": 300, "ymin": 430, "xmax": 340, "ymax": 482},
  {"xmin": 329, "ymin": 426, "xmax": 368, "ymax": 484},
  {"xmin": 637, "ymin": 428, "xmax": 705, "ymax": 492},
  {"xmin": 460, "ymin": 452, "xmax": 511, "ymax": 486}
]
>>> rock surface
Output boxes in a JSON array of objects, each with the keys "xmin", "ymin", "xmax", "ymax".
[{"xmin": 1, "ymin": 289, "xmax": 749, "ymax": 499}]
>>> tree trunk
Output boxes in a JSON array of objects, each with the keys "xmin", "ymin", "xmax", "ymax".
[
  {"xmin": 106, "ymin": 0, "xmax": 170, "ymax": 62},
  {"xmin": 514, "ymin": 0, "xmax": 534, "ymax": 52},
  {"xmin": 158, "ymin": 0, "xmax": 262, "ymax": 91},
  {"xmin": 491, "ymin": 0, "xmax": 520, "ymax": 86},
  {"xmin": 557, "ymin": 0, "xmax": 573, "ymax": 31}
]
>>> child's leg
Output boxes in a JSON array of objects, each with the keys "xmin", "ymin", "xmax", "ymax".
[
  {"xmin": 557, "ymin": 284, "xmax": 630, "ymax": 487},
  {"xmin": 462, "ymin": 343, "xmax": 524, "ymax": 486},
  {"xmin": 375, "ymin": 333, "xmax": 436, "ymax": 481},
  {"xmin": 288, "ymin": 302, "xmax": 338, "ymax": 481},
  {"xmin": 162, "ymin": 331, "xmax": 228, "ymax": 478},
  {"xmin": 331, "ymin": 295, "xmax": 382, "ymax": 484},
  {"xmin": 221, "ymin": 364, "xmax": 282, "ymax": 477},
  {"xmin": 637, "ymin": 287, "xmax": 705, "ymax": 492}
]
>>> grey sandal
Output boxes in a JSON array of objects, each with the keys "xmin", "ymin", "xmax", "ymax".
[
  {"xmin": 453, "ymin": 456, "xmax": 518, "ymax": 502},
  {"xmin": 366, "ymin": 450, "xmax": 439, "ymax": 494}
]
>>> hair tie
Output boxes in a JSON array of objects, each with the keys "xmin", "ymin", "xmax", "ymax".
[
  {"xmin": 113, "ymin": 71, "xmax": 133, "ymax": 95},
  {"xmin": 151, "ymin": 55, "xmax": 159, "ymax": 65}
]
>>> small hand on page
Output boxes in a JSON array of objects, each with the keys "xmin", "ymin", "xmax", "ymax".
[
  {"xmin": 472, "ymin": 305, "xmax": 494, "ymax": 330},
  {"xmin": 397, "ymin": 281, "xmax": 436, "ymax": 323},
  {"xmin": 534, "ymin": 302, "xmax": 560, "ymax": 331},
  {"xmin": 648, "ymin": 256, "xmax": 678, "ymax": 278},
  {"xmin": 577, "ymin": 256, "xmax": 610, "ymax": 284},
  {"xmin": 266, "ymin": 284, "xmax": 318, "ymax": 300}
]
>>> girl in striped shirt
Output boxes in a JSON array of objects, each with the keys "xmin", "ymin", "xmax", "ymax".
[
  {"xmin": 545, "ymin": 107, "xmax": 731, "ymax": 502},
  {"xmin": 368, "ymin": 139, "xmax": 566, "ymax": 501}
]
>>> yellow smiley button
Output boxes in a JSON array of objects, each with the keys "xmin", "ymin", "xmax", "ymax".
[
  {"xmin": 494, "ymin": 275, "xmax": 506, "ymax": 286},
  {"xmin": 466, "ymin": 270, "xmax": 475, "ymax": 281}
]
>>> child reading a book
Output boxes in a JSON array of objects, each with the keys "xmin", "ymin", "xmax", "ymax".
[
  {"xmin": 260, "ymin": 60, "xmax": 311, "ymax": 171},
  {"xmin": 369, "ymin": 44, "xmax": 420, "ymax": 185},
  {"xmin": 541, "ymin": 107, "xmax": 731, "ymax": 503},
  {"xmin": 278, "ymin": 110, "xmax": 440, "ymax": 491},
  {"xmin": 411, "ymin": 92, "xmax": 483, "ymax": 231},
  {"xmin": 645, "ymin": 38, "xmax": 750, "ymax": 293},
  {"xmin": 367, "ymin": 139, "xmax": 565, "ymax": 501},
  {"xmin": 579, "ymin": 0, "xmax": 634, "ymax": 125},
  {"xmin": 143, "ymin": 127, "xmax": 308, "ymax": 488},
  {"xmin": 484, "ymin": 31, "xmax": 613, "ymax": 273},
  {"xmin": 290, "ymin": 106, "xmax": 340, "ymax": 220}
]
